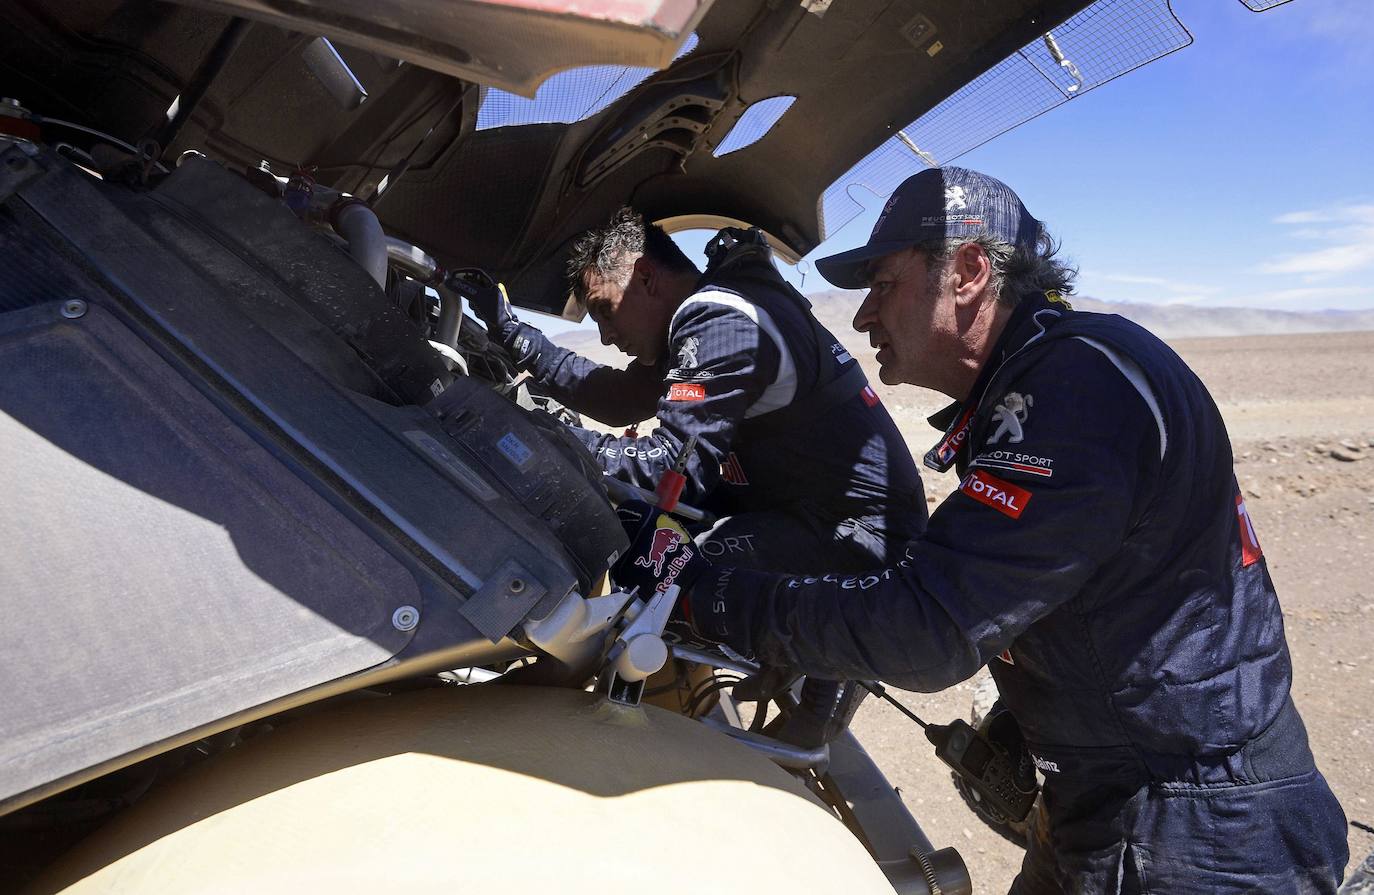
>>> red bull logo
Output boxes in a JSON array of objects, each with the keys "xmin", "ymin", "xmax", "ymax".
[{"xmin": 635, "ymin": 526, "xmax": 683, "ymax": 578}]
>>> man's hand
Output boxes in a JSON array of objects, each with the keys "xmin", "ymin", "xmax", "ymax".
[
  {"xmin": 449, "ymin": 268, "xmax": 517, "ymax": 339},
  {"xmin": 612, "ymin": 500, "xmax": 708, "ymax": 614}
]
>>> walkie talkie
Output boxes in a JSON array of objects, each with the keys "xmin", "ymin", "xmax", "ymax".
[{"xmin": 925, "ymin": 719, "xmax": 1038, "ymax": 822}]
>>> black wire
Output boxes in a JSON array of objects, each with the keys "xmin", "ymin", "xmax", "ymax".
[
  {"xmin": 1353, "ymin": 820, "xmax": 1374, "ymax": 835},
  {"xmin": 860, "ymin": 681, "xmax": 929, "ymax": 730},
  {"xmin": 352, "ymin": 88, "xmax": 455, "ymax": 193},
  {"xmin": 685, "ymin": 674, "xmax": 742, "ymax": 716},
  {"xmin": 369, "ymin": 84, "xmax": 475, "ymax": 206}
]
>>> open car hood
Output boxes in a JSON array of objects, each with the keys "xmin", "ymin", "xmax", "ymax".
[{"xmin": 0, "ymin": 0, "xmax": 1191, "ymax": 315}]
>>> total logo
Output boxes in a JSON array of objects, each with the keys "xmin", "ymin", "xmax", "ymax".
[{"xmin": 960, "ymin": 469, "xmax": 1032, "ymax": 519}]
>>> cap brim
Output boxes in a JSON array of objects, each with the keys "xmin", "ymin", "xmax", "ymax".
[{"xmin": 814, "ymin": 240, "xmax": 917, "ymax": 290}]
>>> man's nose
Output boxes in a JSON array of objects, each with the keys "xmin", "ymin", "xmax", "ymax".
[
  {"xmin": 599, "ymin": 324, "xmax": 615, "ymax": 346},
  {"xmin": 853, "ymin": 290, "xmax": 878, "ymax": 333}
]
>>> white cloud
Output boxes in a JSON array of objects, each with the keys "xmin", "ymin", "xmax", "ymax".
[
  {"xmin": 1095, "ymin": 273, "xmax": 1221, "ymax": 295},
  {"xmin": 1305, "ymin": 0, "xmax": 1374, "ymax": 45},
  {"xmin": 1272, "ymin": 210, "xmax": 1324, "ymax": 225},
  {"xmin": 1261, "ymin": 204, "xmax": 1374, "ymax": 278},
  {"xmin": 1261, "ymin": 243, "xmax": 1374, "ymax": 276}
]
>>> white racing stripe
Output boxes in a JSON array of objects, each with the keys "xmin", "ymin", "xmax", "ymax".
[
  {"xmin": 1073, "ymin": 336, "xmax": 1168, "ymax": 461},
  {"xmin": 670, "ymin": 290, "xmax": 797, "ymax": 417}
]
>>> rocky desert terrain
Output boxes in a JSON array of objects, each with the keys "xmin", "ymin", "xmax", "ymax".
[{"xmin": 554, "ymin": 301, "xmax": 1374, "ymax": 890}]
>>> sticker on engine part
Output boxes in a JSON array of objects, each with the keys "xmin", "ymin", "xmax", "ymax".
[
  {"xmin": 404, "ymin": 430, "xmax": 498, "ymax": 501},
  {"xmin": 960, "ymin": 469, "xmax": 1031, "ymax": 519},
  {"xmin": 428, "ymin": 378, "xmax": 446, "ymax": 399},
  {"xmin": 497, "ymin": 432, "xmax": 534, "ymax": 469}
]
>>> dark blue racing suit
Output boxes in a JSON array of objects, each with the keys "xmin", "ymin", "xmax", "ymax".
[
  {"xmin": 502, "ymin": 254, "xmax": 928, "ymax": 572},
  {"xmin": 501, "ymin": 248, "xmax": 927, "ymax": 745},
  {"xmin": 690, "ymin": 292, "xmax": 1349, "ymax": 893}
]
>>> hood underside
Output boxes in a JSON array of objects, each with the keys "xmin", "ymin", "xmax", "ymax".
[{"xmin": 2, "ymin": 0, "xmax": 1177, "ymax": 314}]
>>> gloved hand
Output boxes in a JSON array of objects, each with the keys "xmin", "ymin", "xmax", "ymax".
[
  {"xmin": 611, "ymin": 500, "xmax": 709, "ymax": 612},
  {"xmin": 449, "ymin": 268, "xmax": 518, "ymax": 341}
]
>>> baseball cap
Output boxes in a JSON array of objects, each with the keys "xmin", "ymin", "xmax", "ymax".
[{"xmin": 815, "ymin": 166, "xmax": 1042, "ymax": 289}]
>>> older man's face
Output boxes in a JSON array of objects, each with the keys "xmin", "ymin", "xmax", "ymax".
[{"xmin": 852, "ymin": 248, "xmax": 950, "ymax": 389}]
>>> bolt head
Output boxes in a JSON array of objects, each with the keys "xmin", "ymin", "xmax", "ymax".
[
  {"xmin": 61, "ymin": 299, "xmax": 88, "ymax": 319},
  {"xmin": 391, "ymin": 605, "xmax": 420, "ymax": 632},
  {"xmin": 508, "ymin": 578, "xmax": 526, "ymax": 594}
]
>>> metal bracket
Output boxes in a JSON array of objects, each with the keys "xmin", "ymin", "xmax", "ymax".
[{"xmin": 461, "ymin": 559, "xmax": 546, "ymax": 642}]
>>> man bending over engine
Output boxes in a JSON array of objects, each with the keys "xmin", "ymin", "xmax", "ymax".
[{"xmin": 467, "ymin": 208, "xmax": 929, "ymax": 747}]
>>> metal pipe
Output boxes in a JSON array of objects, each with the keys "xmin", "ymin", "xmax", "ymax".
[
  {"xmin": 670, "ymin": 643, "xmax": 759, "ymax": 678},
  {"xmin": 384, "ymin": 237, "xmax": 442, "ymax": 285},
  {"xmin": 697, "ymin": 715, "xmax": 830, "ymax": 770},
  {"xmin": 155, "ymin": 18, "xmax": 251, "ymax": 156},
  {"xmin": 383, "ymin": 237, "xmax": 463, "ymax": 348},
  {"xmin": 332, "ymin": 199, "xmax": 388, "ymax": 288},
  {"xmin": 435, "ymin": 287, "xmax": 463, "ymax": 348}
]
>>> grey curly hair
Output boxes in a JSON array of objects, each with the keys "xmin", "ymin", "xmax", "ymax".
[
  {"xmin": 918, "ymin": 227, "xmax": 1077, "ymax": 306},
  {"xmin": 566, "ymin": 207, "xmax": 699, "ymax": 304}
]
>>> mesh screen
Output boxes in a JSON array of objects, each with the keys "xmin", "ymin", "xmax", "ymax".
[
  {"xmin": 477, "ymin": 33, "xmax": 700, "ymax": 130},
  {"xmin": 819, "ymin": 0, "xmax": 1192, "ymax": 238},
  {"xmin": 713, "ymin": 95, "xmax": 797, "ymax": 157},
  {"xmin": 1239, "ymin": 0, "xmax": 1296, "ymax": 10}
]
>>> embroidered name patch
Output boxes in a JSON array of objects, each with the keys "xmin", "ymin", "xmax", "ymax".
[
  {"xmin": 667, "ymin": 383, "xmax": 706, "ymax": 402},
  {"xmin": 972, "ymin": 450, "xmax": 1055, "ymax": 478},
  {"xmin": 961, "ymin": 469, "xmax": 1032, "ymax": 519}
]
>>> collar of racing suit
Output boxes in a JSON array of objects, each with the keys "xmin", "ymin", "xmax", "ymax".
[{"xmin": 923, "ymin": 290, "xmax": 1071, "ymax": 472}]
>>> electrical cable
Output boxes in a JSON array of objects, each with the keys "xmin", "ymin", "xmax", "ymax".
[
  {"xmin": 860, "ymin": 681, "xmax": 929, "ymax": 729},
  {"xmin": 368, "ymin": 84, "xmax": 475, "ymax": 207},
  {"xmin": 32, "ymin": 116, "xmax": 170, "ymax": 172},
  {"xmin": 685, "ymin": 674, "xmax": 742, "ymax": 717}
]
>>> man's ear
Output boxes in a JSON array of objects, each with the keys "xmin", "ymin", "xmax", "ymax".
[
  {"xmin": 952, "ymin": 242, "xmax": 991, "ymax": 307},
  {"xmin": 632, "ymin": 256, "xmax": 657, "ymax": 296}
]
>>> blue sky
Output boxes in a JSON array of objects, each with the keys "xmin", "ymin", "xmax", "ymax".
[{"xmin": 534, "ymin": 0, "xmax": 1374, "ymax": 335}]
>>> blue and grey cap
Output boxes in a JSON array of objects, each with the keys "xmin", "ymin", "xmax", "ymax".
[{"xmin": 816, "ymin": 166, "xmax": 1042, "ymax": 289}]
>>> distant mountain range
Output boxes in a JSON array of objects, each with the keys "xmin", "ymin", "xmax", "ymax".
[
  {"xmin": 805, "ymin": 290, "xmax": 1374, "ymax": 342},
  {"xmin": 552, "ymin": 291, "xmax": 1374, "ymax": 355}
]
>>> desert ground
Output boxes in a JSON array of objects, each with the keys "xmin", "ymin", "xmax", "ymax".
[{"xmin": 556, "ymin": 312, "xmax": 1374, "ymax": 890}]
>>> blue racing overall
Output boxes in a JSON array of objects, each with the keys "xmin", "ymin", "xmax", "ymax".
[{"xmin": 692, "ymin": 291, "xmax": 1349, "ymax": 893}]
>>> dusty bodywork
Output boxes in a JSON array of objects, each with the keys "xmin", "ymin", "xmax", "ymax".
[{"xmin": 0, "ymin": 0, "xmax": 1197, "ymax": 891}]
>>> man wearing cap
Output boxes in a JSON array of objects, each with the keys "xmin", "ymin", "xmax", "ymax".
[{"xmin": 611, "ymin": 168, "xmax": 1349, "ymax": 892}]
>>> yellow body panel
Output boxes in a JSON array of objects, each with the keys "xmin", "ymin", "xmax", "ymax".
[{"xmin": 28, "ymin": 685, "xmax": 895, "ymax": 894}]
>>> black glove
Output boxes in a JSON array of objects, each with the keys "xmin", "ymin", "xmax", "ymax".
[
  {"xmin": 449, "ymin": 268, "xmax": 518, "ymax": 343},
  {"xmin": 611, "ymin": 500, "xmax": 709, "ymax": 611}
]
